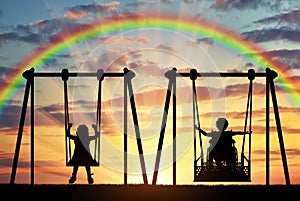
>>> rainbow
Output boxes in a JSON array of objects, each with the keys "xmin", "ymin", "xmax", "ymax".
[{"xmin": 0, "ymin": 13, "xmax": 298, "ymax": 114}]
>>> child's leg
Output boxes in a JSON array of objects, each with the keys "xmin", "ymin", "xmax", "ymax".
[
  {"xmin": 69, "ymin": 166, "xmax": 78, "ymax": 184},
  {"xmin": 85, "ymin": 166, "xmax": 94, "ymax": 184},
  {"xmin": 72, "ymin": 166, "xmax": 79, "ymax": 176},
  {"xmin": 85, "ymin": 166, "xmax": 91, "ymax": 175}
]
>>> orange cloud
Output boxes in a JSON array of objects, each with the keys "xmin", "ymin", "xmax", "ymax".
[
  {"xmin": 64, "ymin": 10, "xmax": 88, "ymax": 19},
  {"xmin": 212, "ymin": 0, "xmax": 228, "ymax": 7}
]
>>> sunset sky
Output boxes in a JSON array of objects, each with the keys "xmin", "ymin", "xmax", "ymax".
[{"xmin": 0, "ymin": 0, "xmax": 300, "ymax": 185}]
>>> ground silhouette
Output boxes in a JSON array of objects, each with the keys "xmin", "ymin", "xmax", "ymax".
[{"xmin": 1, "ymin": 184, "xmax": 299, "ymax": 200}]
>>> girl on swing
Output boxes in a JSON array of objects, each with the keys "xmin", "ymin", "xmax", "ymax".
[{"xmin": 66, "ymin": 123, "xmax": 99, "ymax": 184}]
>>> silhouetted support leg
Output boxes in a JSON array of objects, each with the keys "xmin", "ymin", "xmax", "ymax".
[
  {"xmin": 30, "ymin": 69, "xmax": 35, "ymax": 185},
  {"xmin": 10, "ymin": 68, "xmax": 34, "ymax": 184},
  {"xmin": 152, "ymin": 68, "xmax": 176, "ymax": 185},
  {"xmin": 267, "ymin": 68, "xmax": 290, "ymax": 185},
  {"xmin": 124, "ymin": 68, "xmax": 148, "ymax": 185},
  {"xmin": 266, "ymin": 71, "xmax": 270, "ymax": 185},
  {"xmin": 173, "ymin": 68, "xmax": 177, "ymax": 185},
  {"xmin": 124, "ymin": 70, "xmax": 128, "ymax": 185}
]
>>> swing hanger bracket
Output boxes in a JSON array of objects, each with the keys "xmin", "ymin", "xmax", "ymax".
[
  {"xmin": 124, "ymin": 67, "xmax": 135, "ymax": 81},
  {"xmin": 189, "ymin": 68, "xmax": 198, "ymax": 81},
  {"xmin": 266, "ymin": 67, "xmax": 278, "ymax": 80},
  {"xmin": 22, "ymin": 68, "xmax": 35, "ymax": 80},
  {"xmin": 247, "ymin": 69, "xmax": 256, "ymax": 81},
  {"xmin": 97, "ymin": 69, "xmax": 104, "ymax": 81},
  {"xmin": 61, "ymin": 69, "xmax": 69, "ymax": 81},
  {"xmin": 165, "ymin": 67, "xmax": 177, "ymax": 80}
]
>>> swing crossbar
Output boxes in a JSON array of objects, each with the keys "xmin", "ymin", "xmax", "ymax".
[
  {"xmin": 30, "ymin": 70, "xmax": 268, "ymax": 78},
  {"xmin": 178, "ymin": 72, "xmax": 267, "ymax": 78},
  {"xmin": 32, "ymin": 72, "xmax": 124, "ymax": 77}
]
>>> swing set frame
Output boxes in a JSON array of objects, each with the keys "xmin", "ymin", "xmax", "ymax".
[
  {"xmin": 10, "ymin": 67, "xmax": 148, "ymax": 185},
  {"xmin": 10, "ymin": 67, "xmax": 290, "ymax": 186},
  {"xmin": 152, "ymin": 67, "xmax": 290, "ymax": 185}
]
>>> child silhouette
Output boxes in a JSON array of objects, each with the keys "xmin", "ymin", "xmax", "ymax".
[
  {"xmin": 197, "ymin": 118, "xmax": 249, "ymax": 169},
  {"xmin": 67, "ymin": 123, "xmax": 99, "ymax": 184}
]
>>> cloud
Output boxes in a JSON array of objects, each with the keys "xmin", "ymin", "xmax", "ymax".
[
  {"xmin": 211, "ymin": 0, "xmax": 260, "ymax": 10},
  {"xmin": 267, "ymin": 49, "xmax": 300, "ymax": 70},
  {"xmin": 63, "ymin": 2, "xmax": 120, "ymax": 20},
  {"xmin": 210, "ymin": 0, "xmax": 294, "ymax": 11},
  {"xmin": 105, "ymin": 35, "xmax": 148, "ymax": 45},
  {"xmin": 161, "ymin": 0, "xmax": 174, "ymax": 4},
  {"xmin": 0, "ymin": 32, "xmax": 43, "ymax": 45},
  {"xmin": 0, "ymin": 105, "xmax": 24, "ymax": 128},
  {"xmin": 195, "ymin": 38, "xmax": 214, "ymax": 46},
  {"xmin": 125, "ymin": 1, "xmax": 147, "ymax": 8},
  {"xmin": 255, "ymin": 49, "xmax": 300, "ymax": 70},
  {"xmin": 0, "ymin": 66, "xmax": 11, "ymax": 78},
  {"xmin": 64, "ymin": 9, "xmax": 88, "ymax": 20},
  {"xmin": 254, "ymin": 8, "xmax": 300, "ymax": 24},
  {"xmin": 155, "ymin": 44, "xmax": 176, "ymax": 52},
  {"xmin": 242, "ymin": 28, "xmax": 300, "ymax": 43},
  {"xmin": 0, "ymin": 2, "xmax": 122, "ymax": 47},
  {"xmin": 225, "ymin": 82, "xmax": 266, "ymax": 97},
  {"xmin": 183, "ymin": 0, "xmax": 195, "ymax": 4},
  {"xmin": 0, "ymin": 18, "xmax": 80, "ymax": 46},
  {"xmin": 244, "ymin": 49, "xmax": 300, "ymax": 73},
  {"xmin": 0, "ymin": 153, "xmax": 28, "ymax": 168},
  {"xmin": 286, "ymin": 148, "xmax": 300, "ymax": 156},
  {"xmin": 0, "ymin": 98, "xmax": 103, "ymax": 130},
  {"xmin": 184, "ymin": 37, "xmax": 214, "ymax": 47},
  {"xmin": 241, "ymin": 8, "xmax": 300, "ymax": 45},
  {"xmin": 28, "ymin": 19, "xmax": 61, "ymax": 34}
]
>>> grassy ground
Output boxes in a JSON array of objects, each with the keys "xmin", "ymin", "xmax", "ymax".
[{"xmin": 1, "ymin": 184, "xmax": 299, "ymax": 200}]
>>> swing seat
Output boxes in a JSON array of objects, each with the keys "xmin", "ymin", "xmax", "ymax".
[
  {"xmin": 66, "ymin": 143, "xmax": 100, "ymax": 167},
  {"xmin": 194, "ymin": 145, "xmax": 250, "ymax": 182},
  {"xmin": 67, "ymin": 159, "xmax": 99, "ymax": 167},
  {"xmin": 194, "ymin": 162, "xmax": 250, "ymax": 182}
]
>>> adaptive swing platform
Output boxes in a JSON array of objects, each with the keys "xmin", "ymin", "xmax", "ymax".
[{"xmin": 194, "ymin": 163, "xmax": 250, "ymax": 182}]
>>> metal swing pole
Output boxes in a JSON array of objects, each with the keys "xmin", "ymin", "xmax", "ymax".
[
  {"xmin": 124, "ymin": 68, "xmax": 148, "ymax": 185},
  {"xmin": 266, "ymin": 68, "xmax": 290, "ymax": 185},
  {"xmin": 61, "ymin": 69, "xmax": 71, "ymax": 165},
  {"xmin": 190, "ymin": 69, "xmax": 204, "ymax": 181},
  {"xmin": 266, "ymin": 69, "xmax": 270, "ymax": 185},
  {"xmin": 248, "ymin": 72, "xmax": 253, "ymax": 179},
  {"xmin": 242, "ymin": 69, "xmax": 255, "ymax": 168},
  {"xmin": 152, "ymin": 68, "xmax": 176, "ymax": 185},
  {"xmin": 30, "ymin": 68, "xmax": 35, "ymax": 185},
  {"xmin": 95, "ymin": 69, "xmax": 104, "ymax": 165},
  {"xmin": 190, "ymin": 69, "xmax": 204, "ymax": 166},
  {"xmin": 192, "ymin": 78, "xmax": 197, "ymax": 177},
  {"xmin": 10, "ymin": 68, "xmax": 35, "ymax": 184},
  {"xmin": 173, "ymin": 68, "xmax": 177, "ymax": 185},
  {"xmin": 124, "ymin": 69, "xmax": 128, "ymax": 185}
]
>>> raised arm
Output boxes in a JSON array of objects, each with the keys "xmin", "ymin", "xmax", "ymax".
[
  {"xmin": 66, "ymin": 123, "xmax": 76, "ymax": 139},
  {"xmin": 91, "ymin": 124, "xmax": 100, "ymax": 140},
  {"xmin": 227, "ymin": 130, "xmax": 252, "ymax": 136},
  {"xmin": 195, "ymin": 125, "xmax": 208, "ymax": 136}
]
